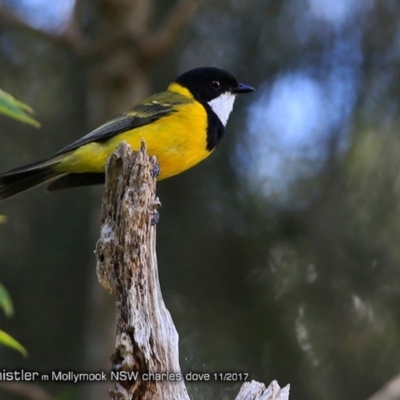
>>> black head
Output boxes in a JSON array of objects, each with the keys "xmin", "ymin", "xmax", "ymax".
[{"xmin": 175, "ymin": 67, "xmax": 254, "ymax": 103}]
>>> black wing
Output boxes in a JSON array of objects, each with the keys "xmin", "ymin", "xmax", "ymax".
[{"xmin": 55, "ymin": 100, "xmax": 176, "ymax": 156}]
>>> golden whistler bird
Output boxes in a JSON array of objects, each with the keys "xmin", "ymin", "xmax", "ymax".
[{"xmin": 0, "ymin": 67, "xmax": 254, "ymax": 201}]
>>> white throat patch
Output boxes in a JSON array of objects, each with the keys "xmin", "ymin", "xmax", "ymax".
[{"xmin": 207, "ymin": 92, "xmax": 236, "ymax": 127}]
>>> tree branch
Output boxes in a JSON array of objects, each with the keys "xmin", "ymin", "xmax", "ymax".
[
  {"xmin": 0, "ymin": 1, "xmax": 199, "ymax": 67},
  {"xmin": 138, "ymin": 0, "xmax": 201, "ymax": 65},
  {"xmin": 0, "ymin": 6, "xmax": 64, "ymax": 45},
  {"xmin": 95, "ymin": 141, "xmax": 189, "ymax": 399},
  {"xmin": 367, "ymin": 373, "xmax": 400, "ymax": 400},
  {"xmin": 235, "ymin": 380, "xmax": 290, "ymax": 400},
  {"xmin": 0, "ymin": 5, "xmax": 85, "ymax": 55},
  {"xmin": 95, "ymin": 142, "xmax": 290, "ymax": 399}
]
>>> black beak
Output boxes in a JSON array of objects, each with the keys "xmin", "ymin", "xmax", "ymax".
[{"xmin": 233, "ymin": 82, "xmax": 255, "ymax": 94}]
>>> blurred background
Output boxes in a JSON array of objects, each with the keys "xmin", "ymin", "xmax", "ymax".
[{"xmin": 1, "ymin": 0, "xmax": 400, "ymax": 399}]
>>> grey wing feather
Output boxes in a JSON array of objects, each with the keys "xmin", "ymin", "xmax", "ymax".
[{"xmin": 55, "ymin": 102, "xmax": 175, "ymax": 156}]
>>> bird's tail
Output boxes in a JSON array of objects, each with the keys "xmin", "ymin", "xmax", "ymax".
[{"xmin": 0, "ymin": 158, "xmax": 63, "ymax": 201}]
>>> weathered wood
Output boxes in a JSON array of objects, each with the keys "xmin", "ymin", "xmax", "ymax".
[
  {"xmin": 367, "ymin": 373, "xmax": 400, "ymax": 400},
  {"xmin": 94, "ymin": 141, "xmax": 289, "ymax": 400},
  {"xmin": 95, "ymin": 141, "xmax": 189, "ymax": 400},
  {"xmin": 235, "ymin": 380, "xmax": 290, "ymax": 400}
]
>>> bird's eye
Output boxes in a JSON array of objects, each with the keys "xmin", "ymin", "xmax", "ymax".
[{"xmin": 210, "ymin": 80, "xmax": 221, "ymax": 90}]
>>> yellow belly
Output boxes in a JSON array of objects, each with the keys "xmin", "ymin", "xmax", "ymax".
[{"xmin": 55, "ymin": 102, "xmax": 212, "ymax": 180}]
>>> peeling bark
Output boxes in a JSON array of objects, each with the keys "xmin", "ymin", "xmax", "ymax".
[
  {"xmin": 94, "ymin": 142, "xmax": 290, "ymax": 400},
  {"xmin": 95, "ymin": 142, "xmax": 189, "ymax": 400}
]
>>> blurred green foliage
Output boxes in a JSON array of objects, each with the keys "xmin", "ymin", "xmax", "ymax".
[
  {"xmin": 0, "ymin": 284, "xmax": 26, "ymax": 356},
  {"xmin": 0, "ymin": 330, "xmax": 27, "ymax": 357},
  {"xmin": 0, "ymin": 90, "xmax": 37, "ymax": 359},
  {"xmin": 0, "ymin": 282, "xmax": 14, "ymax": 317},
  {"xmin": 0, "ymin": 88, "xmax": 40, "ymax": 128}
]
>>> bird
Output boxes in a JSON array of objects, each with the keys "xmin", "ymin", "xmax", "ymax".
[{"xmin": 0, "ymin": 67, "xmax": 254, "ymax": 201}]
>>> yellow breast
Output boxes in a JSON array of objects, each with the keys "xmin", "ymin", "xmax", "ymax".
[{"xmin": 56, "ymin": 101, "xmax": 212, "ymax": 180}]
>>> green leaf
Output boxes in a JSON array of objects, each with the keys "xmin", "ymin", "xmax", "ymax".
[
  {"xmin": 0, "ymin": 283, "xmax": 14, "ymax": 317},
  {"xmin": 0, "ymin": 89, "xmax": 40, "ymax": 128},
  {"xmin": 0, "ymin": 215, "xmax": 7, "ymax": 224},
  {"xmin": 0, "ymin": 329, "xmax": 28, "ymax": 356}
]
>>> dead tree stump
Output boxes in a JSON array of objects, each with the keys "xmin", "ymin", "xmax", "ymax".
[{"xmin": 95, "ymin": 141, "xmax": 290, "ymax": 400}]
